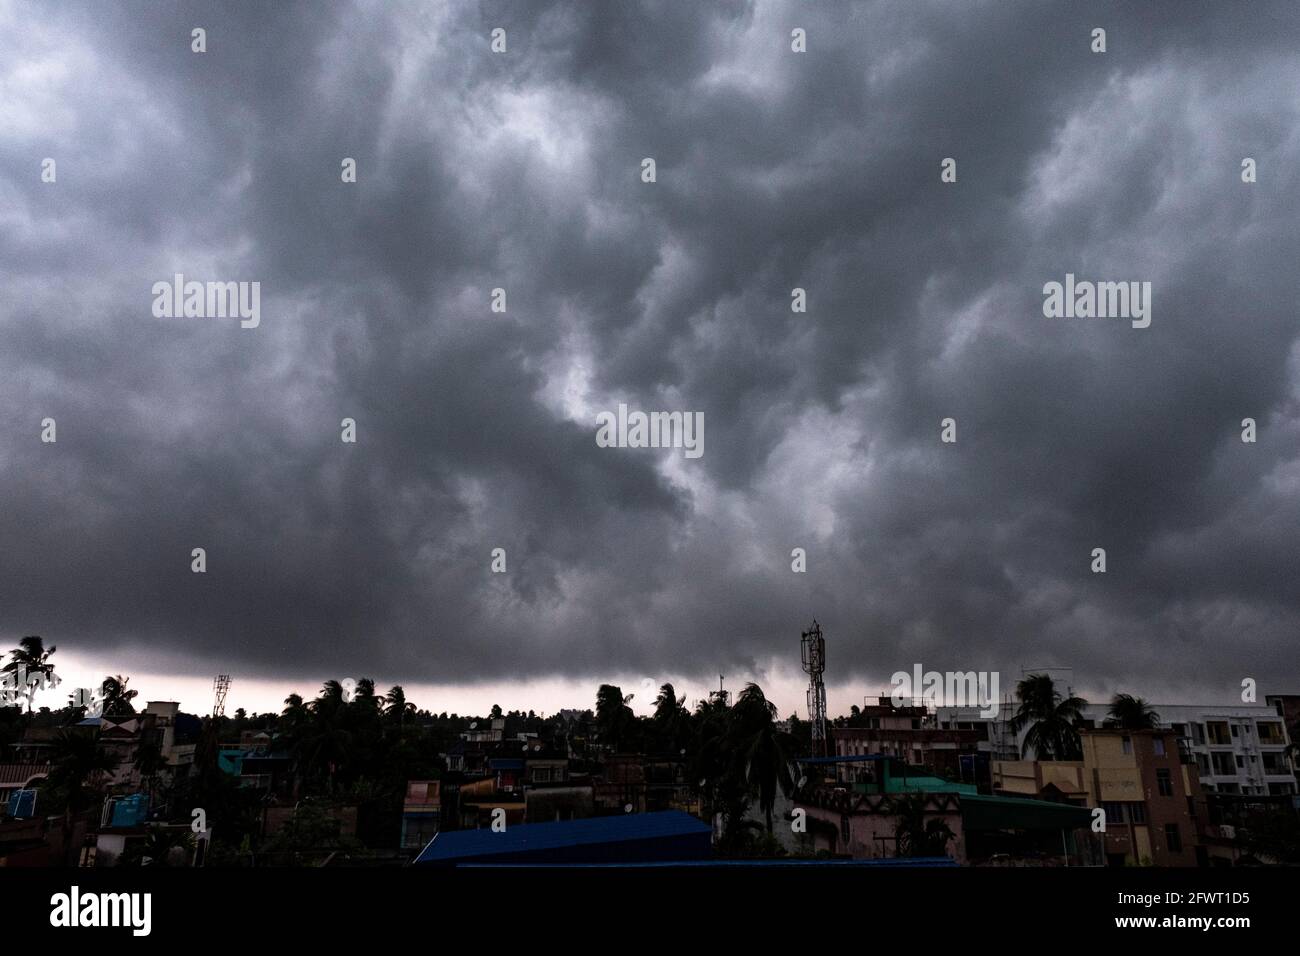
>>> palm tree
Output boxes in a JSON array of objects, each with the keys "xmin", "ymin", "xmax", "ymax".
[
  {"xmin": 1009, "ymin": 674, "xmax": 1088, "ymax": 760},
  {"xmin": 101, "ymin": 675, "xmax": 138, "ymax": 716},
  {"xmin": 730, "ymin": 684, "xmax": 797, "ymax": 833},
  {"xmin": 595, "ymin": 684, "xmax": 635, "ymax": 751},
  {"xmin": 352, "ymin": 678, "xmax": 380, "ymax": 712},
  {"xmin": 889, "ymin": 793, "xmax": 956, "ymax": 858},
  {"xmin": 278, "ymin": 693, "xmax": 309, "ymax": 746},
  {"xmin": 296, "ymin": 682, "xmax": 354, "ymax": 792},
  {"xmin": 653, "ymin": 683, "xmax": 686, "ymax": 724},
  {"xmin": 2, "ymin": 636, "xmax": 58, "ymax": 712},
  {"xmin": 132, "ymin": 739, "xmax": 170, "ymax": 806},
  {"xmin": 384, "ymin": 685, "xmax": 416, "ymax": 728},
  {"xmin": 1106, "ymin": 693, "xmax": 1160, "ymax": 730}
]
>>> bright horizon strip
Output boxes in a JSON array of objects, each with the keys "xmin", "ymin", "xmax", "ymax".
[{"xmin": 12, "ymin": 650, "xmax": 1256, "ymax": 723}]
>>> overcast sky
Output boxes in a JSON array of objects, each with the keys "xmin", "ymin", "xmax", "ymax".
[{"xmin": 2, "ymin": 0, "xmax": 1298, "ymax": 717}]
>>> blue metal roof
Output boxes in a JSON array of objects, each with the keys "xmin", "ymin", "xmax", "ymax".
[
  {"xmin": 414, "ymin": 810, "xmax": 713, "ymax": 866},
  {"xmin": 460, "ymin": 857, "xmax": 959, "ymax": 868},
  {"xmin": 488, "ymin": 758, "xmax": 524, "ymax": 770}
]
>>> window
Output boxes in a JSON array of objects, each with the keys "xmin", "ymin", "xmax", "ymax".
[
  {"xmin": 1127, "ymin": 802, "xmax": 1146, "ymax": 824},
  {"xmin": 1102, "ymin": 801, "xmax": 1124, "ymax": 824},
  {"xmin": 1122, "ymin": 736, "xmax": 1132, "ymax": 754},
  {"xmin": 1258, "ymin": 722, "xmax": 1284, "ymax": 744},
  {"xmin": 1231, "ymin": 725, "xmax": 1239, "ymax": 738},
  {"xmin": 1156, "ymin": 769, "xmax": 1173, "ymax": 797},
  {"xmin": 1153, "ymin": 738, "xmax": 1166, "ymax": 757},
  {"xmin": 1235, "ymin": 756, "xmax": 1244, "ymax": 769},
  {"xmin": 1165, "ymin": 823, "xmax": 1182, "ymax": 853}
]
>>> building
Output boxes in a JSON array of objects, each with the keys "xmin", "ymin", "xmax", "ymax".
[
  {"xmin": 834, "ymin": 698, "xmax": 985, "ymax": 781},
  {"xmin": 939, "ymin": 699, "xmax": 1296, "ymax": 797},
  {"xmin": 993, "ymin": 727, "xmax": 1205, "ymax": 866},
  {"xmin": 1133, "ymin": 704, "xmax": 1294, "ymax": 797},
  {"xmin": 400, "ymin": 780, "xmax": 441, "ymax": 850},
  {"xmin": 795, "ymin": 755, "xmax": 1097, "ymax": 865},
  {"xmin": 74, "ymin": 701, "xmax": 197, "ymax": 790}
]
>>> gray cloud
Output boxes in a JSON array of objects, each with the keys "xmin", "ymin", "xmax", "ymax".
[{"xmin": 2, "ymin": 0, "xmax": 1298, "ymax": 699}]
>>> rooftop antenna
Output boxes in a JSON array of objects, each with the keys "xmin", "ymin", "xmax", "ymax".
[{"xmin": 801, "ymin": 620, "xmax": 828, "ymax": 757}]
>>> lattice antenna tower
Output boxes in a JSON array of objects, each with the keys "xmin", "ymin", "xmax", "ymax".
[{"xmin": 801, "ymin": 621, "xmax": 828, "ymax": 757}]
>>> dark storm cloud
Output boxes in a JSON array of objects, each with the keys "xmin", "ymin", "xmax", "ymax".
[{"xmin": 1, "ymin": 0, "xmax": 1297, "ymax": 698}]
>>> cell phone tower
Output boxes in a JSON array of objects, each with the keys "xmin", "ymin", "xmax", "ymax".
[
  {"xmin": 801, "ymin": 620, "xmax": 827, "ymax": 757},
  {"xmin": 212, "ymin": 674, "xmax": 231, "ymax": 719}
]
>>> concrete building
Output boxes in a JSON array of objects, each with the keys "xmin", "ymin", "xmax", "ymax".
[
  {"xmin": 1130, "ymin": 704, "xmax": 1294, "ymax": 797},
  {"xmin": 795, "ymin": 755, "xmax": 1097, "ymax": 865},
  {"xmin": 939, "ymin": 699, "xmax": 1296, "ymax": 797},
  {"xmin": 835, "ymin": 697, "xmax": 984, "ymax": 781},
  {"xmin": 993, "ymin": 727, "xmax": 1205, "ymax": 866},
  {"xmin": 401, "ymin": 780, "xmax": 441, "ymax": 850}
]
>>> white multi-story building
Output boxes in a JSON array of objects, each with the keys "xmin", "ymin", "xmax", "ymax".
[
  {"xmin": 936, "ymin": 700, "xmax": 1296, "ymax": 796},
  {"xmin": 1131, "ymin": 704, "xmax": 1294, "ymax": 797}
]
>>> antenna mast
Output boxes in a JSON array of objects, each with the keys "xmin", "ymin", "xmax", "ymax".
[{"xmin": 801, "ymin": 621, "xmax": 828, "ymax": 757}]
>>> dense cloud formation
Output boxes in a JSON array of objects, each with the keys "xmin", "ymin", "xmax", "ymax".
[{"xmin": 2, "ymin": 0, "xmax": 1297, "ymax": 698}]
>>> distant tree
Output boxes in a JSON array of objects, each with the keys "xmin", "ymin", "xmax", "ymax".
[
  {"xmin": 595, "ymin": 685, "xmax": 635, "ymax": 751},
  {"xmin": 1010, "ymin": 675, "xmax": 1087, "ymax": 761},
  {"xmin": 489, "ymin": 704, "xmax": 503, "ymax": 720},
  {"xmin": 384, "ymin": 685, "xmax": 416, "ymax": 728},
  {"xmin": 101, "ymin": 675, "xmax": 138, "ymax": 716},
  {"xmin": 1106, "ymin": 694, "xmax": 1160, "ymax": 730},
  {"xmin": 2, "ymin": 636, "xmax": 58, "ymax": 713}
]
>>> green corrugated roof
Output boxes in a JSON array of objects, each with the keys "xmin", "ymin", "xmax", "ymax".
[
  {"xmin": 961, "ymin": 793, "xmax": 1093, "ymax": 831},
  {"xmin": 885, "ymin": 774, "xmax": 977, "ymax": 795}
]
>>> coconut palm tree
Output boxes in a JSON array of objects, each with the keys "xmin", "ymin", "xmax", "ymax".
[
  {"xmin": 2, "ymin": 636, "xmax": 58, "ymax": 712},
  {"xmin": 595, "ymin": 684, "xmax": 635, "ymax": 751},
  {"xmin": 1106, "ymin": 693, "xmax": 1160, "ymax": 730},
  {"xmin": 132, "ymin": 738, "xmax": 170, "ymax": 806},
  {"xmin": 352, "ymin": 678, "xmax": 380, "ymax": 712},
  {"xmin": 653, "ymin": 683, "xmax": 687, "ymax": 725},
  {"xmin": 730, "ymin": 684, "xmax": 797, "ymax": 833},
  {"xmin": 1010, "ymin": 674, "xmax": 1088, "ymax": 760},
  {"xmin": 889, "ymin": 793, "xmax": 956, "ymax": 858},
  {"xmin": 384, "ymin": 685, "xmax": 416, "ymax": 728},
  {"xmin": 100, "ymin": 675, "xmax": 138, "ymax": 716}
]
